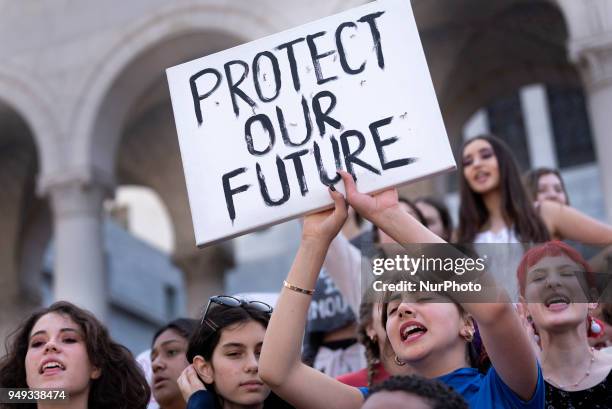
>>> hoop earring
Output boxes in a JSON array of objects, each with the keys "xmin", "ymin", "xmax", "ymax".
[{"xmin": 394, "ymin": 355, "xmax": 406, "ymax": 366}]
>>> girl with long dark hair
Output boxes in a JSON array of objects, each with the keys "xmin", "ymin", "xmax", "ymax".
[
  {"xmin": 151, "ymin": 318, "xmax": 198, "ymax": 409},
  {"xmin": 457, "ymin": 135, "xmax": 612, "ymax": 244},
  {"xmin": 523, "ymin": 168, "xmax": 569, "ymax": 206},
  {"xmin": 181, "ymin": 296, "xmax": 292, "ymax": 409},
  {"xmin": 0, "ymin": 301, "xmax": 150, "ymax": 409}
]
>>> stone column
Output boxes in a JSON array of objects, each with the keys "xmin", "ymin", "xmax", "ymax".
[
  {"xmin": 46, "ymin": 176, "xmax": 109, "ymax": 321},
  {"xmin": 571, "ymin": 41, "xmax": 612, "ymax": 223},
  {"xmin": 560, "ymin": 0, "xmax": 612, "ymax": 222},
  {"xmin": 520, "ymin": 84, "xmax": 558, "ymax": 169}
]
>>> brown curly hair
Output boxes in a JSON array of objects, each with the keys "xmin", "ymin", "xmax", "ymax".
[{"xmin": 0, "ymin": 301, "xmax": 150, "ymax": 409}]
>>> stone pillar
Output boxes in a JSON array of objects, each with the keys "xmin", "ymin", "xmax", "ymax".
[
  {"xmin": 173, "ymin": 245, "xmax": 233, "ymax": 318},
  {"xmin": 520, "ymin": 84, "xmax": 558, "ymax": 169},
  {"xmin": 46, "ymin": 177, "xmax": 109, "ymax": 321},
  {"xmin": 560, "ymin": 0, "xmax": 612, "ymax": 222},
  {"xmin": 571, "ymin": 42, "xmax": 612, "ymax": 223}
]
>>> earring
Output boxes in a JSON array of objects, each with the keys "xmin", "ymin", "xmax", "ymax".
[
  {"xmin": 394, "ymin": 355, "xmax": 406, "ymax": 366},
  {"xmin": 370, "ymin": 334, "xmax": 378, "ymax": 343},
  {"xmin": 589, "ymin": 316, "xmax": 603, "ymax": 336},
  {"xmin": 462, "ymin": 329, "xmax": 474, "ymax": 343}
]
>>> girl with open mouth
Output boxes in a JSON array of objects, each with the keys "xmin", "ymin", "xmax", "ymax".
[
  {"xmin": 259, "ymin": 171, "xmax": 544, "ymax": 409},
  {"xmin": 0, "ymin": 301, "xmax": 150, "ymax": 409},
  {"xmin": 518, "ymin": 241, "xmax": 612, "ymax": 408}
]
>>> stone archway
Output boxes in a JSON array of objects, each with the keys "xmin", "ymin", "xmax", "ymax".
[
  {"xmin": 72, "ymin": 4, "xmax": 280, "ymax": 181},
  {"xmin": 44, "ymin": 1, "xmax": 386, "ymax": 318},
  {"xmin": 0, "ymin": 66, "xmax": 63, "ymax": 179},
  {"xmin": 407, "ymin": 0, "xmax": 577, "ymax": 196},
  {"xmin": 86, "ymin": 22, "xmax": 268, "ymax": 315},
  {"xmin": 0, "ymin": 100, "xmax": 46, "ymax": 347},
  {"xmin": 436, "ymin": 1, "xmax": 575, "ymax": 138},
  {"xmin": 50, "ymin": 2, "xmax": 292, "ymax": 317}
]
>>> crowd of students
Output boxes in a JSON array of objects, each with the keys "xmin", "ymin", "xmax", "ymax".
[{"xmin": 1, "ymin": 134, "xmax": 611, "ymax": 409}]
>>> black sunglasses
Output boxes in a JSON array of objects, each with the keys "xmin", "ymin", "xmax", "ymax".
[{"xmin": 200, "ymin": 295, "xmax": 273, "ymax": 330}]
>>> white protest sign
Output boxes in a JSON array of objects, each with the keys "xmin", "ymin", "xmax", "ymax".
[{"xmin": 167, "ymin": 0, "xmax": 455, "ymax": 247}]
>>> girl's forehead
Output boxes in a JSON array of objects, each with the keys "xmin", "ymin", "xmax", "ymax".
[
  {"xmin": 153, "ymin": 328, "xmax": 187, "ymax": 348},
  {"xmin": 539, "ymin": 173, "xmax": 560, "ymax": 183},
  {"xmin": 415, "ymin": 201, "xmax": 434, "ymax": 214},
  {"xmin": 218, "ymin": 320, "xmax": 265, "ymax": 343},
  {"xmin": 386, "ymin": 291, "xmax": 449, "ymax": 303},
  {"xmin": 463, "ymin": 138, "xmax": 491, "ymax": 155},
  {"xmin": 527, "ymin": 254, "xmax": 578, "ymax": 273},
  {"xmin": 31, "ymin": 312, "xmax": 77, "ymax": 334}
]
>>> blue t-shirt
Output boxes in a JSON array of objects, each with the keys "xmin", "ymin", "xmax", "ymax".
[
  {"xmin": 359, "ymin": 365, "xmax": 545, "ymax": 409},
  {"xmin": 186, "ymin": 389, "xmax": 293, "ymax": 409},
  {"xmin": 187, "ymin": 390, "xmax": 216, "ymax": 409}
]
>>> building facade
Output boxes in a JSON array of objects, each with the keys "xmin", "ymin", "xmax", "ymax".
[{"xmin": 1, "ymin": 0, "xmax": 612, "ymax": 345}]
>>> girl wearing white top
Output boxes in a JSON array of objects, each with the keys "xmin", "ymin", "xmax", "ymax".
[{"xmin": 458, "ymin": 135, "xmax": 612, "ymax": 245}]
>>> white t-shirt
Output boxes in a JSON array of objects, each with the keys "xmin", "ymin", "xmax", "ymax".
[
  {"xmin": 474, "ymin": 226, "xmax": 520, "ymax": 244},
  {"xmin": 136, "ymin": 349, "xmax": 159, "ymax": 409}
]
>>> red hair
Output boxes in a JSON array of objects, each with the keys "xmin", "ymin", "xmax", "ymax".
[
  {"xmin": 517, "ymin": 241, "xmax": 604, "ymax": 338},
  {"xmin": 516, "ymin": 241, "xmax": 593, "ymax": 297}
]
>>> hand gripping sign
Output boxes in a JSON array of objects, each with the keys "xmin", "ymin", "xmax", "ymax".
[{"xmin": 166, "ymin": 0, "xmax": 455, "ymax": 247}]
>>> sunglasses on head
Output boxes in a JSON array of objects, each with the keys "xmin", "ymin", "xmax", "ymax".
[{"xmin": 200, "ymin": 295, "xmax": 273, "ymax": 330}]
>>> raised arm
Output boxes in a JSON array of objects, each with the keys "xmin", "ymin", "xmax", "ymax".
[
  {"xmin": 540, "ymin": 200, "xmax": 612, "ymax": 244},
  {"xmin": 339, "ymin": 171, "xmax": 540, "ymax": 402},
  {"xmin": 259, "ymin": 188, "xmax": 363, "ymax": 409}
]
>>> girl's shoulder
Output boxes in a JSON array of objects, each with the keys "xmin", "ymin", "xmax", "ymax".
[
  {"xmin": 439, "ymin": 366, "xmax": 544, "ymax": 409},
  {"xmin": 483, "ymin": 365, "xmax": 545, "ymax": 409}
]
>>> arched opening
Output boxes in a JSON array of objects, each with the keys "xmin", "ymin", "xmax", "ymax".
[
  {"xmin": 109, "ymin": 185, "xmax": 175, "ymax": 254},
  {"xmin": 87, "ymin": 28, "xmax": 247, "ymax": 320},
  {"xmin": 435, "ymin": 1, "xmax": 574, "ymax": 143},
  {"xmin": 0, "ymin": 99, "xmax": 47, "ymax": 342},
  {"xmin": 405, "ymin": 1, "xmax": 584, "ymax": 213}
]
